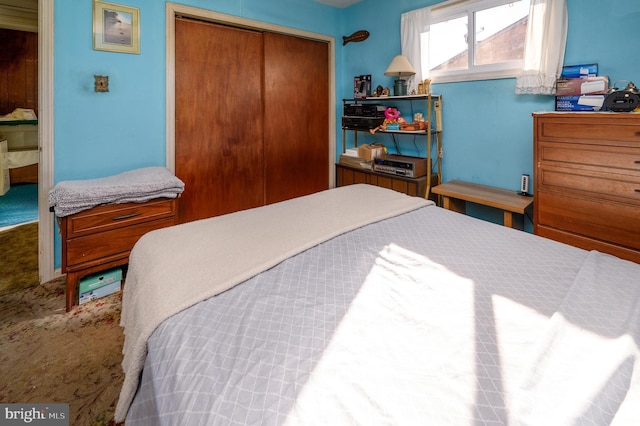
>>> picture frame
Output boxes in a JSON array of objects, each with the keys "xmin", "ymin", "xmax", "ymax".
[
  {"xmin": 354, "ymin": 74, "xmax": 371, "ymax": 99},
  {"xmin": 93, "ymin": 1, "xmax": 140, "ymax": 54}
]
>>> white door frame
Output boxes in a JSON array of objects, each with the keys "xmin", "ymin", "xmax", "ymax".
[
  {"xmin": 165, "ymin": 3, "xmax": 336, "ymax": 187},
  {"xmin": 38, "ymin": 0, "xmax": 55, "ymax": 283}
]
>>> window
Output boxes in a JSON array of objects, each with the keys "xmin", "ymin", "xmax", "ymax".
[{"xmin": 420, "ymin": 0, "xmax": 531, "ymax": 83}]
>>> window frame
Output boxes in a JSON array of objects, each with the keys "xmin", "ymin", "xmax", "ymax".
[{"xmin": 425, "ymin": 0, "xmax": 530, "ymax": 84}]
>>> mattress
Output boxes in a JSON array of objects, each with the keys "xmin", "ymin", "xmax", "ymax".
[{"xmin": 119, "ymin": 185, "xmax": 640, "ymax": 425}]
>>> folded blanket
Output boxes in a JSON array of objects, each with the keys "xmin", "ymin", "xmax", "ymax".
[{"xmin": 48, "ymin": 167, "xmax": 184, "ymax": 217}]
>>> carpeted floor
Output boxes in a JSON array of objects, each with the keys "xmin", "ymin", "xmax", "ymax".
[
  {"xmin": 0, "ymin": 221, "xmax": 39, "ymax": 296},
  {"xmin": 0, "ymin": 276, "xmax": 124, "ymax": 426},
  {"xmin": 0, "ymin": 183, "xmax": 38, "ymax": 228}
]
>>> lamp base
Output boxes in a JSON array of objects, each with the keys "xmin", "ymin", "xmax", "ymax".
[{"xmin": 393, "ymin": 79, "xmax": 408, "ymax": 96}]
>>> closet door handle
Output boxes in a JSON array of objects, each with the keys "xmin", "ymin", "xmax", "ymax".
[{"xmin": 112, "ymin": 212, "xmax": 141, "ymax": 220}]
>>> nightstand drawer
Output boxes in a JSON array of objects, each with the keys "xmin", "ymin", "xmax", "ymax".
[
  {"xmin": 65, "ymin": 198, "xmax": 176, "ymax": 237},
  {"xmin": 65, "ymin": 217, "xmax": 176, "ymax": 268}
]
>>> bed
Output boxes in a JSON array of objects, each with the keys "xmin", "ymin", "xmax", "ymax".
[{"xmin": 115, "ymin": 184, "xmax": 640, "ymax": 425}]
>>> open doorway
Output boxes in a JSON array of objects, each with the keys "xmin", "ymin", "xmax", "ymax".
[
  {"xmin": 0, "ymin": 1, "xmax": 40, "ymax": 294},
  {"xmin": 0, "ymin": 26, "xmax": 38, "ymax": 230}
]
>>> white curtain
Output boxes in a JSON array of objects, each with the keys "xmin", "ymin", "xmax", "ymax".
[
  {"xmin": 401, "ymin": 8, "xmax": 430, "ymax": 93},
  {"xmin": 515, "ymin": 0, "xmax": 568, "ymax": 95}
]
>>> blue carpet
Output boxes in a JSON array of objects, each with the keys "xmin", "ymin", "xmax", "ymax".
[{"xmin": 0, "ymin": 184, "xmax": 38, "ymax": 228}]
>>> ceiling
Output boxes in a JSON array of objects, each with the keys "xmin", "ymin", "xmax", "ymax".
[
  {"xmin": 0, "ymin": 0, "xmax": 37, "ymax": 11},
  {"xmin": 0, "ymin": 0, "xmax": 37, "ymax": 32}
]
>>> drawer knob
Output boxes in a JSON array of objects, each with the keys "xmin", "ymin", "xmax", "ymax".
[{"xmin": 112, "ymin": 212, "xmax": 141, "ymax": 220}]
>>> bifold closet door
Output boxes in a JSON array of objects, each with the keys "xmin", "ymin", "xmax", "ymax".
[
  {"xmin": 263, "ymin": 32, "xmax": 329, "ymax": 204},
  {"xmin": 175, "ymin": 18, "xmax": 264, "ymax": 223}
]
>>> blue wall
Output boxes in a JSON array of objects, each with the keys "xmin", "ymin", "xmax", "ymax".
[
  {"xmin": 342, "ymin": 0, "xmax": 640, "ymax": 224},
  {"xmin": 53, "ymin": 0, "xmax": 342, "ymax": 182},
  {"xmin": 52, "ymin": 0, "xmax": 342, "ymax": 265},
  {"xmin": 51, "ymin": 0, "xmax": 640, "ymax": 265}
]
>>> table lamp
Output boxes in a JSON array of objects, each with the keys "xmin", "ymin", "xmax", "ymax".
[{"xmin": 384, "ymin": 55, "xmax": 416, "ymax": 96}]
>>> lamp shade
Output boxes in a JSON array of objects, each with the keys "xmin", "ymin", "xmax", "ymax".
[{"xmin": 384, "ymin": 55, "xmax": 416, "ymax": 78}]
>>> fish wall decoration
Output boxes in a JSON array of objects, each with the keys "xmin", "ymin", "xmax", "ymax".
[{"xmin": 343, "ymin": 30, "xmax": 370, "ymax": 46}]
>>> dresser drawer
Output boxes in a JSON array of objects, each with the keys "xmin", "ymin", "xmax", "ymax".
[
  {"xmin": 538, "ymin": 141, "xmax": 640, "ymax": 173},
  {"xmin": 536, "ymin": 191, "xmax": 640, "ymax": 251},
  {"xmin": 536, "ymin": 114, "xmax": 640, "ymax": 145},
  {"xmin": 538, "ymin": 165, "xmax": 640, "ymax": 204},
  {"xmin": 65, "ymin": 198, "xmax": 176, "ymax": 237},
  {"xmin": 65, "ymin": 217, "xmax": 176, "ymax": 269}
]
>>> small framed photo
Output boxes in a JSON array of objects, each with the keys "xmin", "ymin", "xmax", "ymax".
[{"xmin": 93, "ymin": 1, "xmax": 140, "ymax": 54}]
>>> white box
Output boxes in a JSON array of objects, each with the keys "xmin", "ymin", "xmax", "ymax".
[
  {"xmin": 555, "ymin": 76, "xmax": 609, "ymax": 96},
  {"xmin": 79, "ymin": 280, "xmax": 121, "ymax": 305}
]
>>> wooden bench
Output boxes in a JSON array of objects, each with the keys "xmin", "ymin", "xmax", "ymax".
[{"xmin": 432, "ymin": 180, "xmax": 533, "ymax": 229}]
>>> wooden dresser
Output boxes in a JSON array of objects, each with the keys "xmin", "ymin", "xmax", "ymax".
[
  {"xmin": 533, "ymin": 112, "xmax": 640, "ymax": 263},
  {"xmin": 61, "ymin": 198, "xmax": 177, "ymax": 311}
]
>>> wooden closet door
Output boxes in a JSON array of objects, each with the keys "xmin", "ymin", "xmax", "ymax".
[
  {"xmin": 263, "ymin": 33, "xmax": 329, "ymax": 204},
  {"xmin": 175, "ymin": 18, "xmax": 264, "ymax": 223}
]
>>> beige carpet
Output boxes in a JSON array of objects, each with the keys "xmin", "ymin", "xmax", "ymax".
[{"xmin": 0, "ymin": 276, "xmax": 124, "ymax": 426}]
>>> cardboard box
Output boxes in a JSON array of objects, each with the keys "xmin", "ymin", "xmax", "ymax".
[
  {"xmin": 555, "ymin": 95, "xmax": 605, "ymax": 111},
  {"xmin": 79, "ymin": 281, "xmax": 121, "ymax": 305},
  {"xmin": 561, "ymin": 63, "xmax": 598, "ymax": 78},
  {"xmin": 357, "ymin": 143, "xmax": 384, "ymax": 161},
  {"xmin": 339, "ymin": 154, "xmax": 372, "ymax": 169},
  {"xmin": 79, "ymin": 268, "xmax": 123, "ymax": 294},
  {"xmin": 556, "ymin": 76, "xmax": 609, "ymax": 96}
]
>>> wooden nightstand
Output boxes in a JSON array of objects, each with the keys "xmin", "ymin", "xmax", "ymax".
[{"xmin": 60, "ymin": 198, "xmax": 177, "ymax": 311}]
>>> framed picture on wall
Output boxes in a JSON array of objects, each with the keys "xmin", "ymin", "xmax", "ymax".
[{"xmin": 93, "ymin": 1, "xmax": 140, "ymax": 54}]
